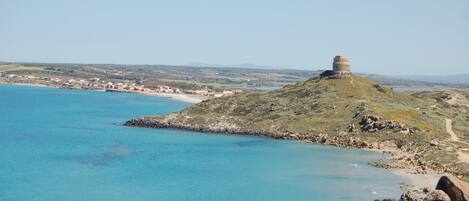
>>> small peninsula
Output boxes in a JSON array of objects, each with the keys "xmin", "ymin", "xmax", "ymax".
[{"xmin": 125, "ymin": 55, "xmax": 469, "ymax": 200}]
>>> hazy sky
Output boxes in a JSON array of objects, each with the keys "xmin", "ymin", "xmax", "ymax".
[{"xmin": 0, "ymin": 0, "xmax": 468, "ymax": 75}]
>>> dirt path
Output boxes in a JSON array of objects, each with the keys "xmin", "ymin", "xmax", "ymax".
[
  {"xmin": 445, "ymin": 118, "xmax": 460, "ymax": 142},
  {"xmin": 445, "ymin": 119, "xmax": 469, "ymax": 163}
]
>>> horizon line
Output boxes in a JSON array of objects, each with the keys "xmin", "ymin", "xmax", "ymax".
[{"xmin": 1, "ymin": 60, "xmax": 468, "ymax": 77}]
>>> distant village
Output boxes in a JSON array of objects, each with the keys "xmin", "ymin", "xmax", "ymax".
[{"xmin": 0, "ymin": 71, "xmax": 242, "ymax": 98}]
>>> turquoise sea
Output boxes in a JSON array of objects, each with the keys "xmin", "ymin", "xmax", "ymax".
[{"xmin": 0, "ymin": 85, "xmax": 407, "ymax": 201}]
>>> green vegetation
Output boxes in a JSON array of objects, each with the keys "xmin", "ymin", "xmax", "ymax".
[
  {"xmin": 152, "ymin": 76, "xmax": 447, "ymax": 134},
  {"xmin": 0, "ymin": 64, "xmax": 45, "ymax": 72}
]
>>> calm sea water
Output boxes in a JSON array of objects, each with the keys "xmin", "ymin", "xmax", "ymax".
[{"xmin": 0, "ymin": 85, "xmax": 407, "ymax": 201}]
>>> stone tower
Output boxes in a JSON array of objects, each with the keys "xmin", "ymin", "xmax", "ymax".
[
  {"xmin": 332, "ymin": 54, "xmax": 351, "ymax": 78},
  {"xmin": 319, "ymin": 55, "xmax": 352, "ymax": 79}
]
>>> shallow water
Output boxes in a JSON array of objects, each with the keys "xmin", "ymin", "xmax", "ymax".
[{"xmin": 0, "ymin": 84, "xmax": 407, "ymax": 201}]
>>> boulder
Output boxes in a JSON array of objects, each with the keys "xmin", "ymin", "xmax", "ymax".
[
  {"xmin": 436, "ymin": 176, "xmax": 469, "ymax": 201},
  {"xmin": 423, "ymin": 190, "xmax": 450, "ymax": 201},
  {"xmin": 318, "ymin": 133, "xmax": 328, "ymax": 143},
  {"xmin": 400, "ymin": 191, "xmax": 421, "ymax": 201},
  {"xmin": 346, "ymin": 123, "xmax": 355, "ymax": 132}
]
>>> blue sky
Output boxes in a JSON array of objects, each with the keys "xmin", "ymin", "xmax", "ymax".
[{"xmin": 0, "ymin": 0, "xmax": 467, "ymax": 75}]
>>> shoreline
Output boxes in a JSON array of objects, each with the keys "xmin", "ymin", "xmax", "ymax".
[
  {"xmin": 367, "ymin": 147, "xmax": 442, "ymax": 188},
  {"xmin": 0, "ymin": 82, "xmax": 54, "ymax": 88},
  {"xmin": 367, "ymin": 147, "xmax": 444, "ymax": 191},
  {"xmin": 123, "ymin": 118, "xmax": 446, "ymax": 192},
  {"xmin": 391, "ymin": 169, "xmax": 442, "ymax": 189},
  {"xmin": 0, "ymin": 81, "xmax": 206, "ymax": 104}
]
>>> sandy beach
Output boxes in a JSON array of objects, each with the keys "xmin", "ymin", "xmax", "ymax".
[
  {"xmin": 143, "ymin": 92, "xmax": 207, "ymax": 103},
  {"xmin": 392, "ymin": 169, "xmax": 442, "ymax": 189}
]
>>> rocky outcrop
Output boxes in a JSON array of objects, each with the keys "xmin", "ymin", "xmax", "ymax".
[
  {"xmin": 351, "ymin": 105, "xmax": 418, "ymax": 134},
  {"xmin": 358, "ymin": 114, "xmax": 418, "ymax": 134},
  {"xmin": 424, "ymin": 190, "xmax": 451, "ymax": 201},
  {"xmin": 398, "ymin": 189, "xmax": 450, "ymax": 201},
  {"xmin": 436, "ymin": 176, "xmax": 469, "ymax": 201},
  {"xmin": 400, "ymin": 191, "xmax": 421, "ymax": 201}
]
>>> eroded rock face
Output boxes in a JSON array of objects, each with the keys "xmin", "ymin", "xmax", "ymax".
[{"xmin": 436, "ymin": 176, "xmax": 469, "ymax": 201}]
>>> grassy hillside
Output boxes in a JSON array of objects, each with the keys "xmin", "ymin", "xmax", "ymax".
[{"xmin": 150, "ymin": 76, "xmax": 445, "ymax": 134}]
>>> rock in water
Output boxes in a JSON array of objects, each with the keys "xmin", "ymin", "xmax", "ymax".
[{"xmin": 436, "ymin": 176, "xmax": 469, "ymax": 201}]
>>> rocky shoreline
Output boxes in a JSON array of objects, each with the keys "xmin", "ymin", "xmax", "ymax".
[
  {"xmin": 124, "ymin": 117, "xmax": 468, "ymax": 200},
  {"xmin": 125, "ymin": 117, "xmax": 373, "ymax": 148},
  {"xmin": 124, "ymin": 117, "xmax": 461, "ymax": 176}
]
